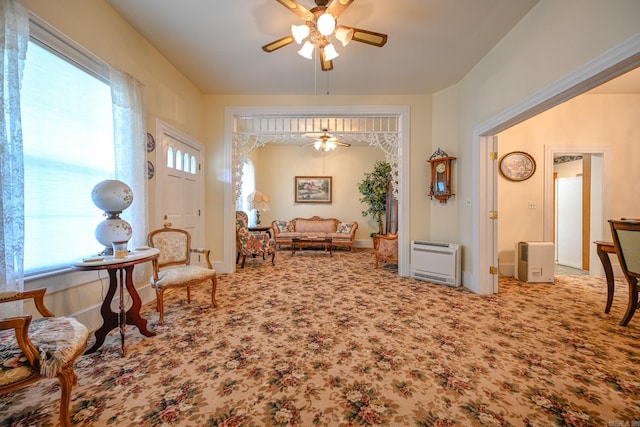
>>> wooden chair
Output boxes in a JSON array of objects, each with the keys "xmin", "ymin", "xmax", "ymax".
[
  {"xmin": 0, "ymin": 288, "xmax": 88, "ymax": 427},
  {"xmin": 148, "ymin": 227, "xmax": 218, "ymax": 325},
  {"xmin": 374, "ymin": 233, "xmax": 398, "ymax": 268},
  {"xmin": 609, "ymin": 219, "xmax": 640, "ymax": 326}
]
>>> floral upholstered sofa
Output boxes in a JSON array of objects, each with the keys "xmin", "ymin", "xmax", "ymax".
[{"xmin": 272, "ymin": 216, "xmax": 358, "ymax": 251}]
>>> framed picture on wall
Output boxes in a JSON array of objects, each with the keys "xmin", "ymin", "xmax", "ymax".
[
  {"xmin": 499, "ymin": 151, "xmax": 536, "ymax": 181},
  {"xmin": 295, "ymin": 176, "xmax": 332, "ymax": 203}
]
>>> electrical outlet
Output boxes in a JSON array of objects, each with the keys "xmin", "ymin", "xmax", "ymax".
[{"xmin": 528, "ymin": 201, "xmax": 536, "ymax": 209}]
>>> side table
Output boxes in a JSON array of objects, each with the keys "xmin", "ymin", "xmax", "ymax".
[{"xmin": 71, "ymin": 248, "xmax": 159, "ymax": 356}]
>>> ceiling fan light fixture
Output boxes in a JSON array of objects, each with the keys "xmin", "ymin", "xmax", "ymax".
[
  {"xmin": 335, "ymin": 26, "xmax": 354, "ymax": 46},
  {"xmin": 291, "ymin": 24, "xmax": 310, "ymax": 44},
  {"xmin": 313, "ymin": 140, "xmax": 323, "ymax": 150},
  {"xmin": 316, "ymin": 12, "xmax": 336, "ymax": 36},
  {"xmin": 298, "ymin": 41, "xmax": 314, "ymax": 59},
  {"xmin": 325, "ymin": 140, "xmax": 337, "ymax": 151},
  {"xmin": 323, "ymin": 43, "xmax": 339, "ymax": 61}
]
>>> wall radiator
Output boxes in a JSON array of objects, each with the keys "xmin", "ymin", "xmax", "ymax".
[{"xmin": 410, "ymin": 240, "xmax": 461, "ymax": 287}]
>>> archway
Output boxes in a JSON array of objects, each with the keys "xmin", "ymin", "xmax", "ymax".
[{"xmin": 223, "ymin": 105, "xmax": 410, "ymax": 274}]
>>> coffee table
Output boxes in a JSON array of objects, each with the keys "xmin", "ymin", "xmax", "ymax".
[{"xmin": 291, "ymin": 237, "xmax": 333, "ymax": 257}]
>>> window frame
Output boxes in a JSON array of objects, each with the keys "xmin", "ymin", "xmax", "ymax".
[{"xmin": 24, "ymin": 14, "xmax": 113, "ymax": 287}]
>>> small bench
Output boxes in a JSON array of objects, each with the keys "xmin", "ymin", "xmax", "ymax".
[{"xmin": 272, "ymin": 216, "xmax": 358, "ymax": 251}]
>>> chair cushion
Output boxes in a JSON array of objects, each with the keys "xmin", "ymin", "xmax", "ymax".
[
  {"xmin": 295, "ymin": 219, "xmax": 336, "ymax": 233},
  {"xmin": 152, "ymin": 266, "xmax": 216, "ymax": 288},
  {"xmin": 0, "ymin": 316, "xmax": 88, "ymax": 383},
  {"xmin": 0, "ymin": 335, "xmax": 36, "ymax": 386}
]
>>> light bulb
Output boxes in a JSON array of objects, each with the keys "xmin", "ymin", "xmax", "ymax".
[
  {"xmin": 335, "ymin": 26, "xmax": 354, "ymax": 46},
  {"xmin": 291, "ymin": 24, "xmax": 309, "ymax": 44},
  {"xmin": 317, "ymin": 13, "xmax": 336, "ymax": 36},
  {"xmin": 323, "ymin": 43, "xmax": 339, "ymax": 61},
  {"xmin": 298, "ymin": 41, "xmax": 314, "ymax": 59},
  {"xmin": 314, "ymin": 140, "xmax": 323, "ymax": 150}
]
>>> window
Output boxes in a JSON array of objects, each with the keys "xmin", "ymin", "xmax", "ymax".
[
  {"xmin": 22, "ymin": 27, "xmax": 114, "ymax": 275},
  {"xmin": 237, "ymin": 159, "xmax": 256, "ymax": 217}
]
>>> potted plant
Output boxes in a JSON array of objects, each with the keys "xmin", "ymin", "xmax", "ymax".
[{"xmin": 357, "ymin": 160, "xmax": 391, "ymax": 237}]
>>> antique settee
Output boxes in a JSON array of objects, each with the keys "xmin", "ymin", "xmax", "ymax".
[{"xmin": 272, "ymin": 216, "xmax": 358, "ymax": 251}]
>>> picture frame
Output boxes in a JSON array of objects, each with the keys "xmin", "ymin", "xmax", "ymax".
[
  {"xmin": 499, "ymin": 151, "xmax": 536, "ymax": 182},
  {"xmin": 295, "ymin": 176, "xmax": 332, "ymax": 203}
]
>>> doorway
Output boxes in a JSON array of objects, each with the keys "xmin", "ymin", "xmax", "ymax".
[{"xmin": 474, "ymin": 36, "xmax": 640, "ymax": 295}]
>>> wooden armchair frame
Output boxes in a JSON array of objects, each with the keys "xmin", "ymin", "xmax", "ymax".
[
  {"xmin": 374, "ymin": 233, "xmax": 399, "ymax": 268},
  {"xmin": 609, "ymin": 219, "xmax": 640, "ymax": 326},
  {"xmin": 1, "ymin": 289, "xmax": 87, "ymax": 427},
  {"xmin": 148, "ymin": 227, "xmax": 218, "ymax": 325}
]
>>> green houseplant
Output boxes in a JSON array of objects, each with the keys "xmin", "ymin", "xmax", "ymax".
[{"xmin": 357, "ymin": 160, "xmax": 391, "ymax": 236}]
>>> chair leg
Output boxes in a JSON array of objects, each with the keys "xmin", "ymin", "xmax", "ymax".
[
  {"xmin": 157, "ymin": 288, "xmax": 165, "ymax": 326},
  {"xmin": 236, "ymin": 251, "xmax": 240, "ymax": 264},
  {"xmin": 211, "ymin": 275, "xmax": 218, "ymax": 307},
  {"xmin": 620, "ymin": 277, "xmax": 639, "ymax": 326},
  {"xmin": 56, "ymin": 364, "xmax": 76, "ymax": 427},
  {"xmin": 241, "ymin": 255, "xmax": 246, "ymax": 268}
]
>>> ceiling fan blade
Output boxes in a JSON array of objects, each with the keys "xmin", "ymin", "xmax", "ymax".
[
  {"xmin": 262, "ymin": 35, "xmax": 295, "ymax": 53},
  {"xmin": 335, "ymin": 141, "xmax": 351, "ymax": 147},
  {"xmin": 326, "ymin": 0, "xmax": 354, "ymax": 18},
  {"xmin": 275, "ymin": 0, "xmax": 313, "ymax": 20},
  {"xmin": 344, "ymin": 26, "xmax": 388, "ymax": 47}
]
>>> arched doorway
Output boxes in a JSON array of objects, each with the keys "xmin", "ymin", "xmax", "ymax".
[{"xmin": 223, "ymin": 105, "xmax": 410, "ymax": 274}]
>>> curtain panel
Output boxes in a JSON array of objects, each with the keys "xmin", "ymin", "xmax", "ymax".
[{"xmin": 0, "ymin": 0, "xmax": 28, "ymax": 317}]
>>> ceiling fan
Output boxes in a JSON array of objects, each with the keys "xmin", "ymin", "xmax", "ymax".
[
  {"xmin": 304, "ymin": 130, "xmax": 351, "ymax": 151},
  {"xmin": 262, "ymin": 0, "xmax": 388, "ymax": 71}
]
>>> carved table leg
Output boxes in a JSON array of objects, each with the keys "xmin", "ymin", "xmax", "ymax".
[
  {"xmin": 85, "ymin": 269, "xmax": 119, "ymax": 354},
  {"xmin": 123, "ymin": 264, "xmax": 156, "ymax": 338}
]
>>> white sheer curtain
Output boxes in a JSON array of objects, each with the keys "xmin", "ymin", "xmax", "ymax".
[
  {"xmin": 0, "ymin": 0, "xmax": 28, "ymax": 316},
  {"xmin": 110, "ymin": 67, "xmax": 148, "ymax": 280}
]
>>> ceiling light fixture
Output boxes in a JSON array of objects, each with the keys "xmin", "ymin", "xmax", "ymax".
[{"xmin": 263, "ymin": 0, "xmax": 388, "ymax": 72}]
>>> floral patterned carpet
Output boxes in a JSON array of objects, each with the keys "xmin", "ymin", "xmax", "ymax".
[{"xmin": 2, "ymin": 248, "xmax": 640, "ymax": 426}]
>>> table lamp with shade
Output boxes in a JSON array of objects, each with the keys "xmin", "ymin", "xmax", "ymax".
[
  {"xmin": 92, "ymin": 179, "xmax": 133, "ymax": 255},
  {"xmin": 247, "ymin": 190, "xmax": 270, "ymax": 226}
]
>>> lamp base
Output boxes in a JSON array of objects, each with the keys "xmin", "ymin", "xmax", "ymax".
[{"xmin": 256, "ymin": 211, "xmax": 261, "ymax": 226}]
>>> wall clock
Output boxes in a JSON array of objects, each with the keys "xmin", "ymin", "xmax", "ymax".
[
  {"xmin": 427, "ymin": 148, "xmax": 456, "ymax": 203},
  {"xmin": 499, "ymin": 151, "xmax": 536, "ymax": 181}
]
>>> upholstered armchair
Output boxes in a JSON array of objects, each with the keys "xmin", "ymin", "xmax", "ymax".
[
  {"xmin": 148, "ymin": 227, "xmax": 218, "ymax": 325},
  {"xmin": 374, "ymin": 233, "xmax": 398, "ymax": 268},
  {"xmin": 609, "ymin": 219, "xmax": 640, "ymax": 326},
  {"xmin": 236, "ymin": 211, "xmax": 276, "ymax": 268},
  {"xmin": 0, "ymin": 288, "xmax": 89, "ymax": 427}
]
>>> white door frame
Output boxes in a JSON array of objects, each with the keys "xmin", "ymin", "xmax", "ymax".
[
  {"xmin": 154, "ymin": 119, "xmax": 206, "ymax": 242},
  {"xmin": 473, "ymin": 34, "xmax": 640, "ymax": 295},
  {"xmin": 223, "ymin": 105, "xmax": 411, "ymax": 275}
]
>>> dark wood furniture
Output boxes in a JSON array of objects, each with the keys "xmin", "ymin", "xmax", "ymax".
[
  {"xmin": 0, "ymin": 289, "xmax": 88, "ymax": 427},
  {"xmin": 608, "ymin": 220, "xmax": 640, "ymax": 326},
  {"xmin": 291, "ymin": 237, "xmax": 333, "ymax": 256},
  {"xmin": 249, "ymin": 225, "xmax": 272, "ymax": 238},
  {"xmin": 594, "ymin": 240, "xmax": 616, "ymax": 314},
  {"xmin": 71, "ymin": 248, "xmax": 159, "ymax": 355}
]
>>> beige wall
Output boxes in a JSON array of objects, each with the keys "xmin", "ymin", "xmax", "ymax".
[
  {"xmin": 253, "ymin": 145, "xmax": 385, "ymax": 241},
  {"xmin": 496, "ymin": 93, "xmax": 640, "ymax": 270},
  {"xmin": 438, "ymin": 0, "xmax": 640, "ymax": 291}
]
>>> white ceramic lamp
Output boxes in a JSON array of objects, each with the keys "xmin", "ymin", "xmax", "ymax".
[{"xmin": 92, "ymin": 179, "xmax": 134, "ymax": 254}]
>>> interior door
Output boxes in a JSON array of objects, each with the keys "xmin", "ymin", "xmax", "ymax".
[
  {"xmin": 556, "ymin": 176, "xmax": 583, "ymax": 268},
  {"xmin": 156, "ymin": 121, "xmax": 205, "ymax": 265}
]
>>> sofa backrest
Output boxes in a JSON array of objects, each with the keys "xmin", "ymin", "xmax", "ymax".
[{"xmin": 294, "ymin": 216, "xmax": 338, "ymax": 233}]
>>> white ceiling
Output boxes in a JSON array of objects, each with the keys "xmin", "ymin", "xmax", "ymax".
[{"xmin": 107, "ymin": 0, "xmax": 541, "ymax": 95}]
